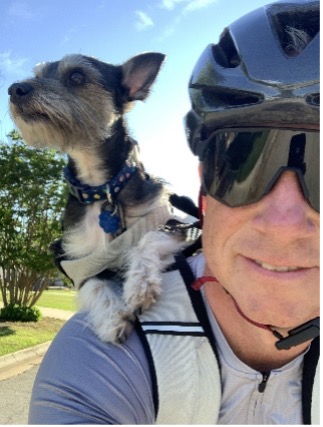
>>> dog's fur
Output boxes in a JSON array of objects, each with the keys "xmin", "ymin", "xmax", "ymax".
[{"xmin": 8, "ymin": 53, "xmax": 188, "ymax": 342}]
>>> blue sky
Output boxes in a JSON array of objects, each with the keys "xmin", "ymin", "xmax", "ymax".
[{"xmin": 0, "ymin": 0, "xmax": 272, "ymax": 201}]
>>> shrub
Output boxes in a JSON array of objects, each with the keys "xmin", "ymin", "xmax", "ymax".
[{"xmin": 0, "ymin": 304, "xmax": 42, "ymax": 322}]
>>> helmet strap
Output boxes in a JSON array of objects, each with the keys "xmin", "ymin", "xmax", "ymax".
[{"xmin": 191, "ymin": 275, "xmax": 319, "ymax": 350}]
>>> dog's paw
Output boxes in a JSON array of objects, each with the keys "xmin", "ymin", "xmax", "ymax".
[
  {"xmin": 96, "ymin": 309, "xmax": 135, "ymax": 343},
  {"xmin": 123, "ymin": 275, "xmax": 161, "ymax": 314},
  {"xmin": 78, "ymin": 278, "xmax": 134, "ymax": 343},
  {"xmin": 122, "ymin": 229, "xmax": 185, "ymax": 314}
]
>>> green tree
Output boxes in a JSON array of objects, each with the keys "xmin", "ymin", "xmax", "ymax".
[{"xmin": 0, "ymin": 131, "xmax": 67, "ymax": 308}]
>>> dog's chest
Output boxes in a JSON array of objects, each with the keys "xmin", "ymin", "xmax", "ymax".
[{"xmin": 63, "ymin": 203, "xmax": 113, "ymax": 258}]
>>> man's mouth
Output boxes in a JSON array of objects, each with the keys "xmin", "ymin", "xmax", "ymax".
[{"xmin": 253, "ymin": 260, "xmax": 301, "ymax": 272}]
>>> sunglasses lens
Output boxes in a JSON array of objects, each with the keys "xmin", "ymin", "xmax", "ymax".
[{"xmin": 202, "ymin": 129, "xmax": 320, "ymax": 212}]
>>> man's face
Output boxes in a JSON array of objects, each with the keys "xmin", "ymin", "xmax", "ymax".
[{"xmin": 202, "ymin": 171, "xmax": 320, "ymax": 330}]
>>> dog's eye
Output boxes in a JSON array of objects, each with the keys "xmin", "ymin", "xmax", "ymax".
[{"xmin": 69, "ymin": 71, "xmax": 85, "ymax": 86}]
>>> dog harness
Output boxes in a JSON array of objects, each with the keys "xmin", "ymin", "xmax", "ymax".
[
  {"xmin": 52, "ymin": 192, "xmax": 200, "ymax": 289},
  {"xmin": 135, "ymin": 252, "xmax": 320, "ymax": 424},
  {"xmin": 53, "ymin": 200, "xmax": 174, "ymax": 289}
]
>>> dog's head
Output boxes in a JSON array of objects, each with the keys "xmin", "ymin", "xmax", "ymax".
[{"xmin": 8, "ymin": 52, "xmax": 165, "ymax": 152}]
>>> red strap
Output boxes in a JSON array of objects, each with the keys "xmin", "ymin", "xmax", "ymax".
[
  {"xmin": 231, "ymin": 297, "xmax": 273, "ymax": 332},
  {"xmin": 191, "ymin": 276, "xmax": 218, "ymax": 291},
  {"xmin": 192, "ymin": 274, "xmax": 280, "ymax": 336}
]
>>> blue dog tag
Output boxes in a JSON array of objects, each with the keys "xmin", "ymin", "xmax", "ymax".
[{"xmin": 99, "ymin": 203, "xmax": 121, "ymax": 235}]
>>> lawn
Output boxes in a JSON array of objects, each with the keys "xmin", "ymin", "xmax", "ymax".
[
  {"xmin": 0, "ymin": 289, "xmax": 77, "ymax": 312},
  {"xmin": 0, "ymin": 317, "xmax": 65, "ymax": 357},
  {"xmin": 35, "ymin": 289, "xmax": 77, "ymax": 312},
  {"xmin": 0, "ymin": 290, "xmax": 76, "ymax": 357}
]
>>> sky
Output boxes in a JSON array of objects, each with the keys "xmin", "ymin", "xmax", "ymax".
[{"xmin": 0, "ymin": 0, "xmax": 273, "ymax": 202}]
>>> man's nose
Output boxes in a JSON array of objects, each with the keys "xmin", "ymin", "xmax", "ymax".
[{"xmin": 253, "ymin": 171, "xmax": 317, "ymax": 240}]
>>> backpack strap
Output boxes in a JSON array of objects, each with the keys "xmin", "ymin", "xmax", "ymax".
[
  {"xmin": 301, "ymin": 337, "xmax": 320, "ymax": 424},
  {"xmin": 310, "ymin": 356, "xmax": 320, "ymax": 425},
  {"xmin": 136, "ymin": 252, "xmax": 221, "ymax": 424}
]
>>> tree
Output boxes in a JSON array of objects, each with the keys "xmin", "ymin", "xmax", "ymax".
[{"xmin": 0, "ymin": 131, "xmax": 67, "ymax": 308}]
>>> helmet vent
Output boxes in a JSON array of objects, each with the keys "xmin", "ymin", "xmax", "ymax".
[
  {"xmin": 306, "ymin": 93, "xmax": 320, "ymax": 106},
  {"xmin": 270, "ymin": 4, "xmax": 319, "ymax": 56},
  {"xmin": 202, "ymin": 88, "xmax": 262, "ymax": 107},
  {"xmin": 212, "ymin": 29, "xmax": 240, "ymax": 68}
]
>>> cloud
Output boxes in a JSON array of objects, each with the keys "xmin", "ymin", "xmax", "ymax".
[
  {"xmin": 135, "ymin": 11, "xmax": 154, "ymax": 31},
  {"xmin": 7, "ymin": 0, "xmax": 37, "ymax": 20},
  {"xmin": 160, "ymin": 0, "xmax": 188, "ymax": 10},
  {"xmin": 158, "ymin": 26, "xmax": 176, "ymax": 42},
  {"xmin": 183, "ymin": 0, "xmax": 218, "ymax": 13},
  {"xmin": 160, "ymin": 0, "xmax": 218, "ymax": 13},
  {"xmin": 61, "ymin": 26, "xmax": 79, "ymax": 45},
  {"xmin": 0, "ymin": 51, "xmax": 29, "ymax": 78},
  {"xmin": 158, "ymin": 0, "xmax": 218, "ymax": 41}
]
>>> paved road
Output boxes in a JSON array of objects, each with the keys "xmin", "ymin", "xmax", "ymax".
[{"xmin": 0, "ymin": 362, "xmax": 40, "ymax": 425}]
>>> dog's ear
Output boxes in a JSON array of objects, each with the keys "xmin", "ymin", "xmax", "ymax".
[{"xmin": 122, "ymin": 52, "xmax": 165, "ymax": 102}]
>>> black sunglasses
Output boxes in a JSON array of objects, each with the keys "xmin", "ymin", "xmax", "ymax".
[{"xmin": 200, "ymin": 128, "xmax": 319, "ymax": 212}]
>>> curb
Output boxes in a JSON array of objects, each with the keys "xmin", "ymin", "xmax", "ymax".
[
  {"xmin": 0, "ymin": 341, "xmax": 52, "ymax": 372},
  {"xmin": 0, "ymin": 306, "xmax": 74, "ymax": 374}
]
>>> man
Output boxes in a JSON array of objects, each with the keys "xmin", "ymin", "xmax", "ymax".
[{"xmin": 29, "ymin": 0, "xmax": 319, "ymax": 424}]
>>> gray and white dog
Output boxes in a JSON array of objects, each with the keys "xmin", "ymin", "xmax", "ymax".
[{"xmin": 8, "ymin": 52, "xmax": 191, "ymax": 342}]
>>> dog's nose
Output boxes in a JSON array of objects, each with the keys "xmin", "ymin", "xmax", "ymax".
[{"xmin": 8, "ymin": 82, "xmax": 34, "ymax": 103}]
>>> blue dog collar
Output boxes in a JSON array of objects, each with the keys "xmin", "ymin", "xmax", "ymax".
[
  {"xmin": 64, "ymin": 163, "xmax": 138, "ymax": 236},
  {"xmin": 64, "ymin": 163, "xmax": 138, "ymax": 205}
]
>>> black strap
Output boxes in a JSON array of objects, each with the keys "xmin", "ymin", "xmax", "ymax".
[
  {"xmin": 169, "ymin": 193, "xmax": 199, "ymax": 219},
  {"xmin": 134, "ymin": 318, "xmax": 159, "ymax": 417},
  {"xmin": 50, "ymin": 239, "xmax": 72, "ymax": 281},
  {"xmin": 302, "ymin": 336, "xmax": 320, "ymax": 424}
]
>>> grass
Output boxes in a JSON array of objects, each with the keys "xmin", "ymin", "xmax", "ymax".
[
  {"xmin": 0, "ymin": 289, "xmax": 77, "ymax": 312},
  {"xmin": 0, "ymin": 289, "xmax": 76, "ymax": 357},
  {"xmin": 35, "ymin": 289, "xmax": 77, "ymax": 312},
  {"xmin": 0, "ymin": 317, "xmax": 65, "ymax": 357}
]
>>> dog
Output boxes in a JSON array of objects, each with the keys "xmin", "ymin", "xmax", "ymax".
[{"xmin": 8, "ymin": 52, "xmax": 194, "ymax": 342}]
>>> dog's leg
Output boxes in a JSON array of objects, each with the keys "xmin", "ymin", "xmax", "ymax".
[
  {"xmin": 122, "ymin": 231, "xmax": 187, "ymax": 313},
  {"xmin": 78, "ymin": 278, "xmax": 133, "ymax": 343}
]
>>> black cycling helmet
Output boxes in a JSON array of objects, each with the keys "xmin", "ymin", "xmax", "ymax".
[{"xmin": 185, "ymin": 0, "xmax": 320, "ymax": 159}]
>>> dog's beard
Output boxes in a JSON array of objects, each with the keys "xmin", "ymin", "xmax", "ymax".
[
  {"xmin": 11, "ymin": 113, "xmax": 65, "ymax": 150},
  {"xmin": 10, "ymin": 90, "xmax": 117, "ymax": 153}
]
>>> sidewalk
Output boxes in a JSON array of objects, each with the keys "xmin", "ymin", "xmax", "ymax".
[
  {"xmin": 0, "ymin": 306, "xmax": 75, "ymax": 376},
  {"xmin": 37, "ymin": 306, "xmax": 75, "ymax": 321}
]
